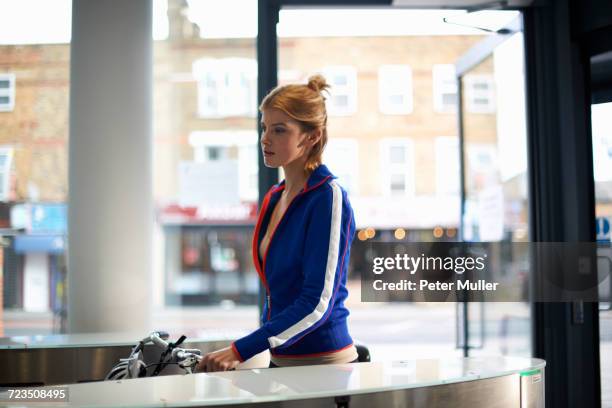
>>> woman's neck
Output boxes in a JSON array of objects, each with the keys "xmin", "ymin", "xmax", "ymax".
[{"xmin": 282, "ymin": 160, "xmax": 310, "ymax": 196}]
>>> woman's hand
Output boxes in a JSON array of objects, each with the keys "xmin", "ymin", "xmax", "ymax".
[{"xmin": 196, "ymin": 346, "xmax": 241, "ymax": 372}]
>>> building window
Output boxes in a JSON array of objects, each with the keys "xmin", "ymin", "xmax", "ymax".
[
  {"xmin": 0, "ymin": 147, "xmax": 14, "ymax": 201},
  {"xmin": 193, "ymin": 145, "xmax": 229, "ymax": 163},
  {"xmin": 435, "ymin": 137, "xmax": 460, "ymax": 195},
  {"xmin": 378, "ymin": 65, "xmax": 413, "ymax": 115},
  {"xmin": 0, "ymin": 74, "xmax": 16, "ymax": 112},
  {"xmin": 465, "ymin": 75, "xmax": 496, "ymax": 113},
  {"xmin": 380, "ymin": 139, "xmax": 415, "ymax": 197},
  {"xmin": 433, "ymin": 64, "xmax": 458, "ymax": 113},
  {"xmin": 189, "ymin": 131, "xmax": 258, "ymax": 202},
  {"xmin": 193, "ymin": 58, "xmax": 257, "ymax": 118},
  {"xmin": 322, "ymin": 66, "xmax": 357, "ymax": 116},
  {"xmin": 323, "ymin": 138, "xmax": 358, "ymax": 194}
]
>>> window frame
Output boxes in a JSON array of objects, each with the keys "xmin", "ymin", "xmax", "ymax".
[
  {"xmin": 464, "ymin": 74, "xmax": 496, "ymax": 113},
  {"xmin": 193, "ymin": 58, "xmax": 257, "ymax": 118},
  {"xmin": 189, "ymin": 131, "xmax": 258, "ymax": 202},
  {"xmin": 379, "ymin": 138, "xmax": 415, "ymax": 197},
  {"xmin": 321, "ymin": 65, "xmax": 357, "ymax": 116},
  {"xmin": 0, "ymin": 73, "xmax": 16, "ymax": 112},
  {"xmin": 432, "ymin": 64, "xmax": 458, "ymax": 113},
  {"xmin": 378, "ymin": 64, "xmax": 413, "ymax": 115}
]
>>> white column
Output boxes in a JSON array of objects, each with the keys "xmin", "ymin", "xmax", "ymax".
[{"xmin": 68, "ymin": 0, "xmax": 153, "ymax": 333}]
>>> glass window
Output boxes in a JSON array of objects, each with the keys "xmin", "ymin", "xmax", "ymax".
[
  {"xmin": 380, "ymin": 139, "xmax": 415, "ymax": 197},
  {"xmin": 433, "ymin": 64, "xmax": 457, "ymax": 112},
  {"xmin": 322, "ymin": 65, "xmax": 357, "ymax": 116},
  {"xmin": 592, "ymin": 104, "xmax": 612, "ymax": 183},
  {"xmin": 193, "ymin": 58, "xmax": 257, "ymax": 118},
  {"xmin": 276, "ymin": 6, "xmax": 507, "ymax": 362},
  {"xmin": 277, "ymin": 6, "xmax": 518, "ymax": 364},
  {"xmin": 592, "ymin": 102, "xmax": 612, "ymax": 406},
  {"xmin": 389, "ymin": 145, "xmax": 407, "ymax": 164},
  {"xmin": 460, "ymin": 33, "xmax": 531, "ymax": 358},
  {"xmin": 379, "ymin": 65, "xmax": 413, "ymax": 114},
  {"xmin": 153, "ymin": 0, "xmax": 260, "ymax": 333},
  {"xmin": 187, "ymin": 131, "xmax": 258, "ymax": 204},
  {"xmin": 465, "ymin": 74, "xmax": 496, "ymax": 113},
  {"xmin": 0, "ymin": 74, "xmax": 15, "ymax": 111},
  {"xmin": 0, "ymin": 0, "xmax": 70, "ymax": 336}
]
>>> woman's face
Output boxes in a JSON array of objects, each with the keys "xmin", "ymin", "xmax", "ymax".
[{"xmin": 260, "ymin": 108, "xmax": 310, "ymax": 169}]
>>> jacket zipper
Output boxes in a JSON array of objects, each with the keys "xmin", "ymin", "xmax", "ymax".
[
  {"xmin": 260, "ymin": 175, "xmax": 332, "ymax": 322},
  {"xmin": 261, "ymin": 188, "xmax": 305, "ymax": 321},
  {"xmin": 252, "ymin": 190, "xmax": 274, "ymax": 319}
]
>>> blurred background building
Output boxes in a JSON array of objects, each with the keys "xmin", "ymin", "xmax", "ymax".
[{"xmin": 0, "ymin": 0, "xmax": 510, "ymax": 317}]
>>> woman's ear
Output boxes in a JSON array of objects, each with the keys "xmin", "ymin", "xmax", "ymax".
[{"xmin": 307, "ymin": 128, "xmax": 323, "ymax": 146}]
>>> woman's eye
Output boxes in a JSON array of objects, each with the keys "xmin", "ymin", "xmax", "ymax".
[{"xmin": 274, "ymin": 128, "xmax": 285, "ymax": 133}]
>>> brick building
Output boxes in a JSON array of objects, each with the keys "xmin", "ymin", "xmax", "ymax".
[{"xmin": 1, "ymin": 1, "xmax": 510, "ymax": 311}]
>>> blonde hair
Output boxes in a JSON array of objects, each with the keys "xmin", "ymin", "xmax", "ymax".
[{"xmin": 260, "ymin": 74, "xmax": 330, "ymax": 172}]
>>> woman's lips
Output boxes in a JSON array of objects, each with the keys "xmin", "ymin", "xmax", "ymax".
[{"xmin": 263, "ymin": 150, "xmax": 275, "ymax": 156}]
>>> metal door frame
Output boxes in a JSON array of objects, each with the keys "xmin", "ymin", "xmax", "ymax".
[{"xmin": 454, "ymin": 15, "xmax": 523, "ymax": 357}]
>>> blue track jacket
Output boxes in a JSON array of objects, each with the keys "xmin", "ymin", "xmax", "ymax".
[{"xmin": 232, "ymin": 164, "xmax": 356, "ymax": 362}]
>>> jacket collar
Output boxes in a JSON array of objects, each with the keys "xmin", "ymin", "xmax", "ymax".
[{"xmin": 275, "ymin": 164, "xmax": 336, "ymax": 193}]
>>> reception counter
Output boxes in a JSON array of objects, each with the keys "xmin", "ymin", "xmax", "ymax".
[
  {"xmin": 1, "ymin": 335, "xmax": 544, "ymax": 408},
  {"xmin": 0, "ymin": 331, "xmax": 266, "ymax": 386}
]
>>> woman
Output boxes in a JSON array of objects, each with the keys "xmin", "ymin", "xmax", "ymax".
[{"xmin": 197, "ymin": 74, "xmax": 357, "ymax": 372}]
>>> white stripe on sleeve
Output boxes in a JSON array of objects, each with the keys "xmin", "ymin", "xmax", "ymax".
[{"xmin": 267, "ymin": 181, "xmax": 343, "ymax": 349}]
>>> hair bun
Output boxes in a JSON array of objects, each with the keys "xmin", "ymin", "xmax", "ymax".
[{"xmin": 307, "ymin": 74, "xmax": 330, "ymax": 94}]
